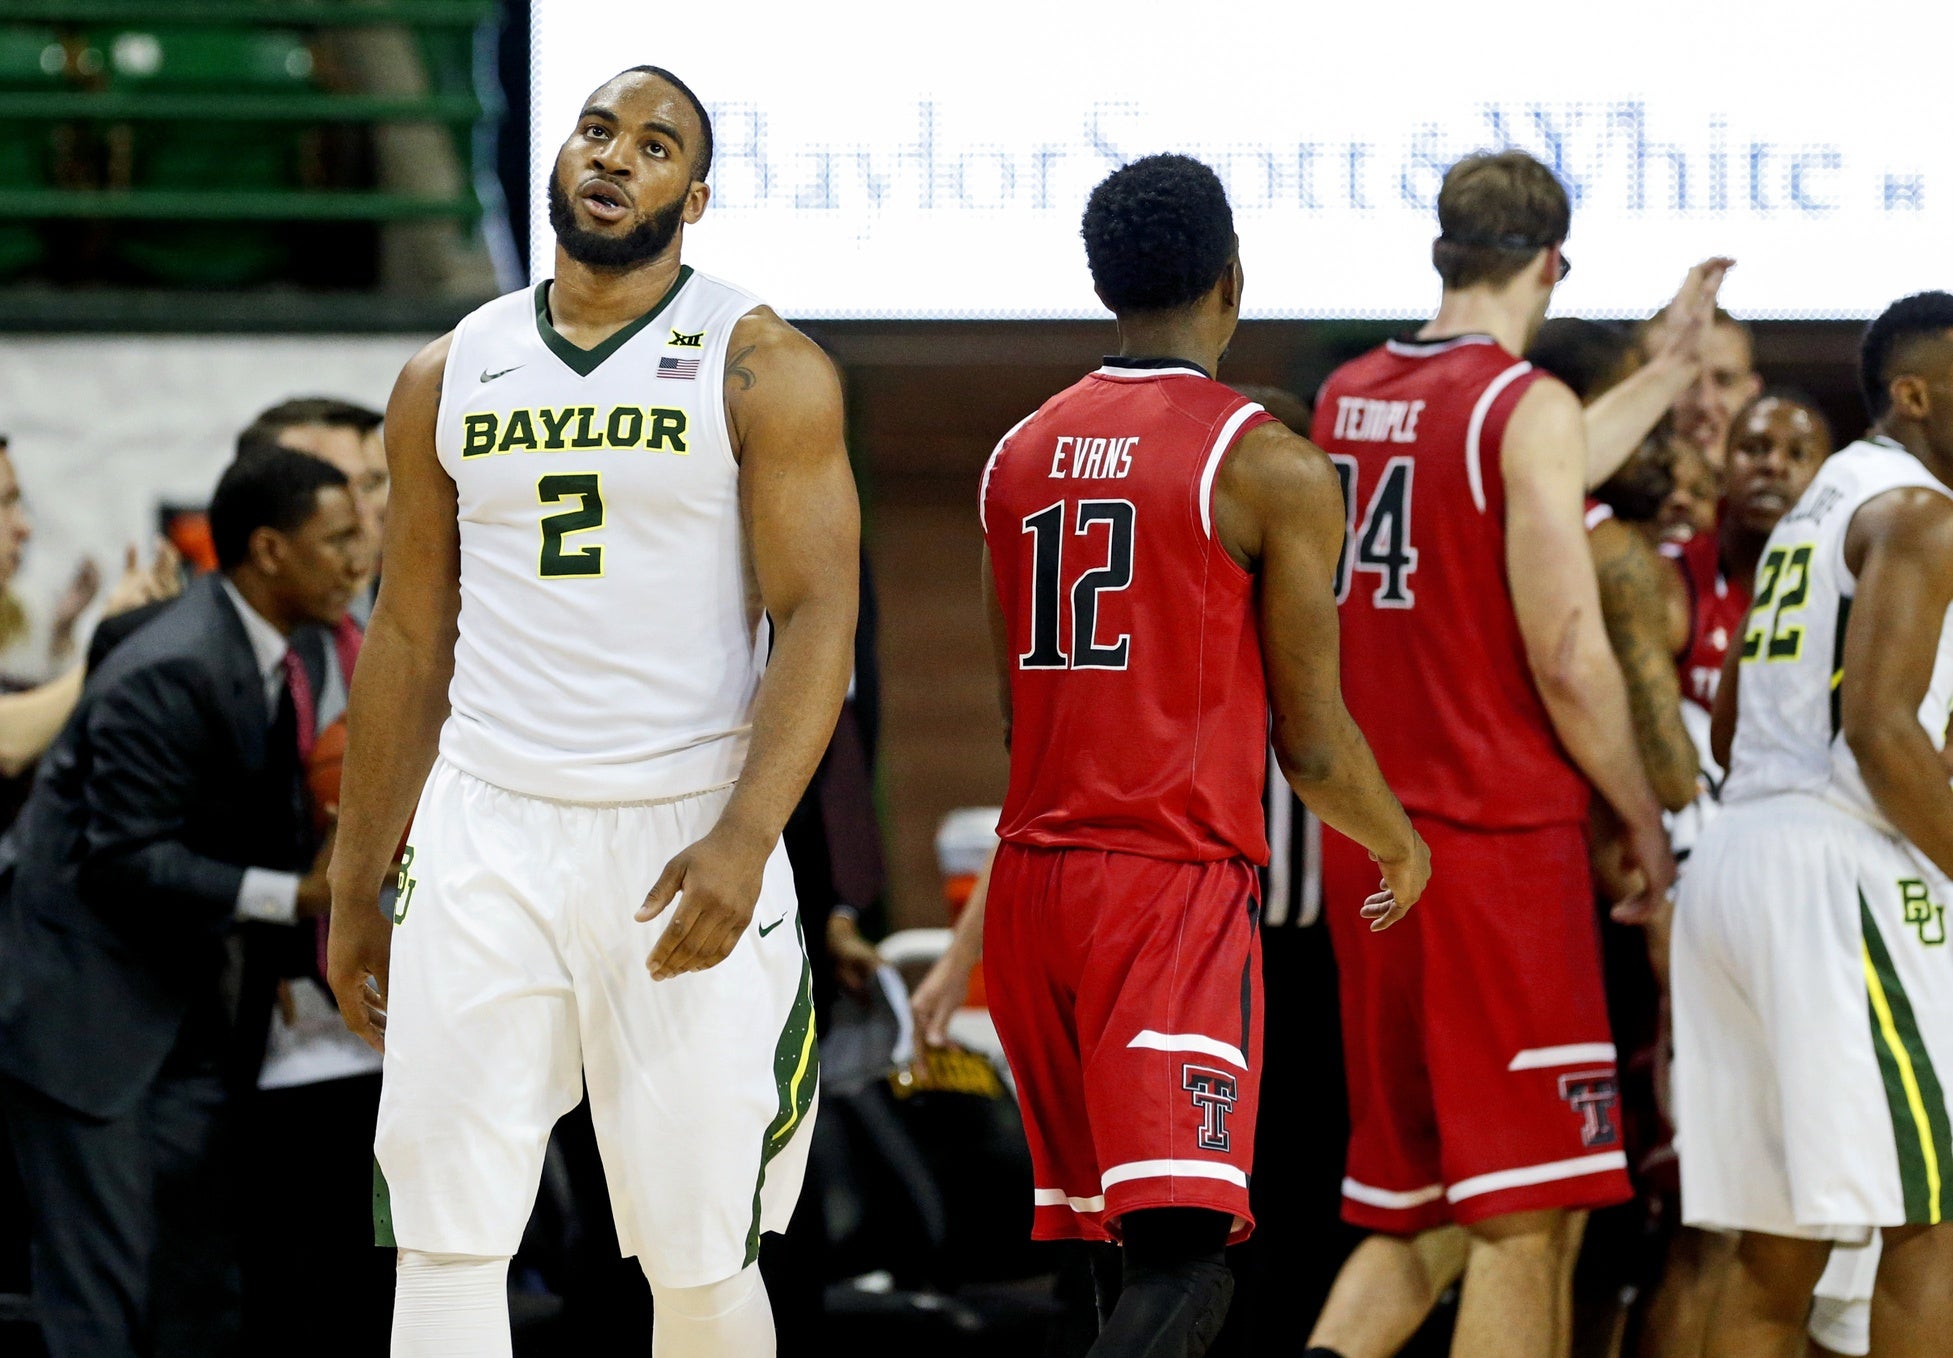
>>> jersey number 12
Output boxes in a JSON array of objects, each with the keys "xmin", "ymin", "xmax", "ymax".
[{"xmin": 1020, "ymin": 499, "xmax": 1135, "ymax": 670}]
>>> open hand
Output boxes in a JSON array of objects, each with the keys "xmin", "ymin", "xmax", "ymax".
[
  {"xmin": 909, "ymin": 943, "xmax": 977, "ymax": 1048},
  {"xmin": 636, "ymin": 824, "xmax": 770, "ymax": 980},
  {"xmin": 1645, "ymin": 257, "xmax": 1735, "ymax": 368},
  {"xmin": 326, "ymin": 861, "xmax": 394, "ymax": 1054},
  {"xmin": 101, "ymin": 537, "xmax": 183, "ymax": 619},
  {"xmin": 1363, "ymin": 828, "xmax": 1431, "ymax": 932}
]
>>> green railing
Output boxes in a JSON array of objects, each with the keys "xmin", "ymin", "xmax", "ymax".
[{"xmin": 0, "ymin": 2, "xmax": 496, "ymax": 26}]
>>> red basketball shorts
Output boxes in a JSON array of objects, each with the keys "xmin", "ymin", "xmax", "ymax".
[
  {"xmin": 1323, "ymin": 817, "xmax": 1632, "ymax": 1232},
  {"xmin": 983, "ymin": 843, "xmax": 1263, "ymax": 1244}
]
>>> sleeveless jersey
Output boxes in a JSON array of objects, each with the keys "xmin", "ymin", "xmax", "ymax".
[
  {"xmin": 1314, "ymin": 334, "xmax": 1588, "ymax": 830},
  {"xmin": 434, "ymin": 266, "xmax": 767, "ymax": 803},
  {"xmin": 1665, "ymin": 530, "xmax": 1750, "ymax": 711},
  {"xmin": 1723, "ymin": 437, "xmax": 1953, "ymax": 831},
  {"xmin": 980, "ymin": 358, "xmax": 1277, "ymax": 863}
]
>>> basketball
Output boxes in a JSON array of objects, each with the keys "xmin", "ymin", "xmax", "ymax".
[{"xmin": 305, "ymin": 716, "xmax": 348, "ymax": 833}]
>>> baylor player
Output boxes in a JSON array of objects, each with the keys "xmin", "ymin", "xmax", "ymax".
[
  {"xmin": 325, "ymin": 67, "xmax": 859, "ymax": 1358},
  {"xmin": 1673, "ymin": 291, "xmax": 1953, "ymax": 1358}
]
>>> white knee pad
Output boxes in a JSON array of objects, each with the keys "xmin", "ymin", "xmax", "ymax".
[
  {"xmin": 392, "ymin": 1251, "xmax": 512, "ymax": 1358},
  {"xmin": 648, "ymin": 1264, "xmax": 775, "ymax": 1358}
]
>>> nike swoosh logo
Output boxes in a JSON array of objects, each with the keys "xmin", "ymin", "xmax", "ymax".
[
  {"xmin": 757, "ymin": 917, "xmax": 786, "ymax": 937},
  {"xmin": 480, "ymin": 365, "xmax": 522, "ymax": 383}
]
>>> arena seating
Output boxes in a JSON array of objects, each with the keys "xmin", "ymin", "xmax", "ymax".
[{"xmin": 0, "ymin": 0, "xmax": 498, "ymax": 286}]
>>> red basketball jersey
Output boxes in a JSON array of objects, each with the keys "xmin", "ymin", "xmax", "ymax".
[
  {"xmin": 1313, "ymin": 334, "xmax": 1588, "ymax": 830},
  {"xmin": 1664, "ymin": 529, "xmax": 1749, "ymax": 710},
  {"xmin": 981, "ymin": 358, "xmax": 1278, "ymax": 863}
]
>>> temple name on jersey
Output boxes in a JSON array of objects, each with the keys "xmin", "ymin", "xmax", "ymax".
[
  {"xmin": 1049, "ymin": 435, "xmax": 1137, "ymax": 479},
  {"xmin": 460, "ymin": 405, "xmax": 690, "ymax": 458},
  {"xmin": 1331, "ymin": 396, "xmax": 1426, "ymax": 444}
]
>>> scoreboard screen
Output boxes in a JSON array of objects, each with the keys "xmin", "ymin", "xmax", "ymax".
[{"xmin": 531, "ymin": 0, "xmax": 1948, "ymax": 320}]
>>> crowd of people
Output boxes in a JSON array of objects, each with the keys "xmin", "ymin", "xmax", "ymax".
[{"xmin": 0, "ymin": 60, "xmax": 1949, "ymax": 1358}]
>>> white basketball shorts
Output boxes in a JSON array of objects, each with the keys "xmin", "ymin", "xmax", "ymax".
[
  {"xmin": 1673, "ymin": 792, "xmax": 1953, "ymax": 1240},
  {"xmin": 373, "ymin": 758, "xmax": 817, "ymax": 1287}
]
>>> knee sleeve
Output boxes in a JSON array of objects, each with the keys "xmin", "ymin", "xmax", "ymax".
[
  {"xmin": 648, "ymin": 1263, "xmax": 775, "ymax": 1358},
  {"xmin": 1090, "ymin": 1209, "xmax": 1235, "ymax": 1358},
  {"xmin": 391, "ymin": 1252, "xmax": 511, "ymax": 1358}
]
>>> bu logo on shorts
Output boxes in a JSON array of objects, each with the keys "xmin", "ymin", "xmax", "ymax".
[
  {"xmin": 1899, "ymin": 879, "xmax": 1947, "ymax": 947},
  {"xmin": 1558, "ymin": 1071, "xmax": 1621, "ymax": 1149},
  {"xmin": 1183, "ymin": 1064, "xmax": 1238, "ymax": 1152}
]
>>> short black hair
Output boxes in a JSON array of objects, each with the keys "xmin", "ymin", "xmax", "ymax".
[
  {"xmin": 1860, "ymin": 291, "xmax": 1953, "ymax": 421},
  {"xmin": 1526, "ymin": 318, "xmax": 1634, "ymax": 404},
  {"xmin": 209, "ymin": 446, "xmax": 349, "ymax": 572},
  {"xmin": 1082, "ymin": 154, "xmax": 1236, "ymax": 315},
  {"xmin": 1731, "ymin": 385, "xmax": 1835, "ymax": 451},
  {"xmin": 624, "ymin": 65, "xmax": 713, "ymax": 180},
  {"xmin": 236, "ymin": 397, "xmax": 383, "ymax": 463}
]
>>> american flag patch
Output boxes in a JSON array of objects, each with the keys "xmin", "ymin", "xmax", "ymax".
[{"xmin": 658, "ymin": 355, "xmax": 701, "ymax": 380}]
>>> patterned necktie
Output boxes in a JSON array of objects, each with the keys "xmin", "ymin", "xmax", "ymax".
[{"xmin": 280, "ymin": 648, "xmax": 315, "ymax": 762}]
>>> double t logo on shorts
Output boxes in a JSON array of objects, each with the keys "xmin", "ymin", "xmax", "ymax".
[
  {"xmin": 1557, "ymin": 1071, "xmax": 1621, "ymax": 1149},
  {"xmin": 1183, "ymin": 1064, "xmax": 1238, "ymax": 1152}
]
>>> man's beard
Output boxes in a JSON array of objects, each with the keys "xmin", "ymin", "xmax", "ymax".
[{"xmin": 548, "ymin": 175, "xmax": 686, "ymax": 270}]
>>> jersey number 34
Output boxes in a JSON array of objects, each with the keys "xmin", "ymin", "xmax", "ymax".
[{"xmin": 1329, "ymin": 455, "xmax": 1417, "ymax": 608}]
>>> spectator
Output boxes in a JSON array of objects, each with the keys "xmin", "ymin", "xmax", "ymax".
[
  {"xmin": 1632, "ymin": 389, "xmax": 1833, "ymax": 1358},
  {"xmin": 0, "ymin": 449, "xmax": 362, "ymax": 1358},
  {"xmin": 0, "ymin": 436, "xmax": 180, "ymax": 781}
]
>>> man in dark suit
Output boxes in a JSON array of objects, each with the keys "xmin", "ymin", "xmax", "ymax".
[{"xmin": 0, "ymin": 449, "xmax": 365, "ymax": 1358}]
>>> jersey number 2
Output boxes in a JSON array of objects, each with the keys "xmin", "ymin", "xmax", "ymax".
[
  {"xmin": 539, "ymin": 473, "xmax": 604, "ymax": 578},
  {"xmin": 1329, "ymin": 455, "xmax": 1418, "ymax": 607},
  {"xmin": 1020, "ymin": 500, "xmax": 1135, "ymax": 670}
]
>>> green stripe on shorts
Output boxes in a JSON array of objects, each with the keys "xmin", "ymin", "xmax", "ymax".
[
  {"xmin": 745, "ymin": 917, "xmax": 818, "ymax": 1266},
  {"xmin": 373, "ymin": 1155, "xmax": 396, "ymax": 1248},
  {"xmin": 1860, "ymin": 892, "xmax": 1952, "ymax": 1224}
]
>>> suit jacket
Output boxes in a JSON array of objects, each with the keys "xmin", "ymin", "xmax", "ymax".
[{"xmin": 0, "ymin": 576, "xmax": 324, "ymax": 1118}]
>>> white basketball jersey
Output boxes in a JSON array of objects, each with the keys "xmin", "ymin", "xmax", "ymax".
[
  {"xmin": 433, "ymin": 266, "xmax": 767, "ymax": 803},
  {"xmin": 1723, "ymin": 437, "xmax": 1953, "ymax": 831}
]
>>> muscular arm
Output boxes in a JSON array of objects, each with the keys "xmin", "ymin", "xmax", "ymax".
[
  {"xmin": 1212, "ymin": 422, "xmax": 1426, "ymax": 919},
  {"xmin": 1590, "ymin": 518, "xmax": 1699, "ymax": 810},
  {"xmin": 1582, "ymin": 353, "xmax": 1697, "ymax": 489},
  {"xmin": 640, "ymin": 308, "xmax": 860, "ymax": 977},
  {"xmin": 1504, "ymin": 381, "xmax": 1673, "ymax": 898},
  {"xmin": 330, "ymin": 335, "xmax": 459, "ymax": 905},
  {"xmin": 326, "ymin": 334, "xmax": 459, "ymax": 1046},
  {"xmin": 1840, "ymin": 489, "xmax": 1953, "ymax": 877}
]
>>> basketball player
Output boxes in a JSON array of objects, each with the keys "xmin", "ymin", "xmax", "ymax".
[
  {"xmin": 1663, "ymin": 308, "xmax": 1764, "ymax": 469},
  {"xmin": 1304, "ymin": 151, "xmax": 1676, "ymax": 1358},
  {"xmin": 1674, "ymin": 291, "xmax": 1953, "ymax": 1358},
  {"xmin": 325, "ymin": 66, "xmax": 859, "ymax": 1358},
  {"xmin": 979, "ymin": 154, "xmax": 1429, "ymax": 1358},
  {"xmin": 1631, "ymin": 392, "xmax": 1833, "ymax": 1358}
]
